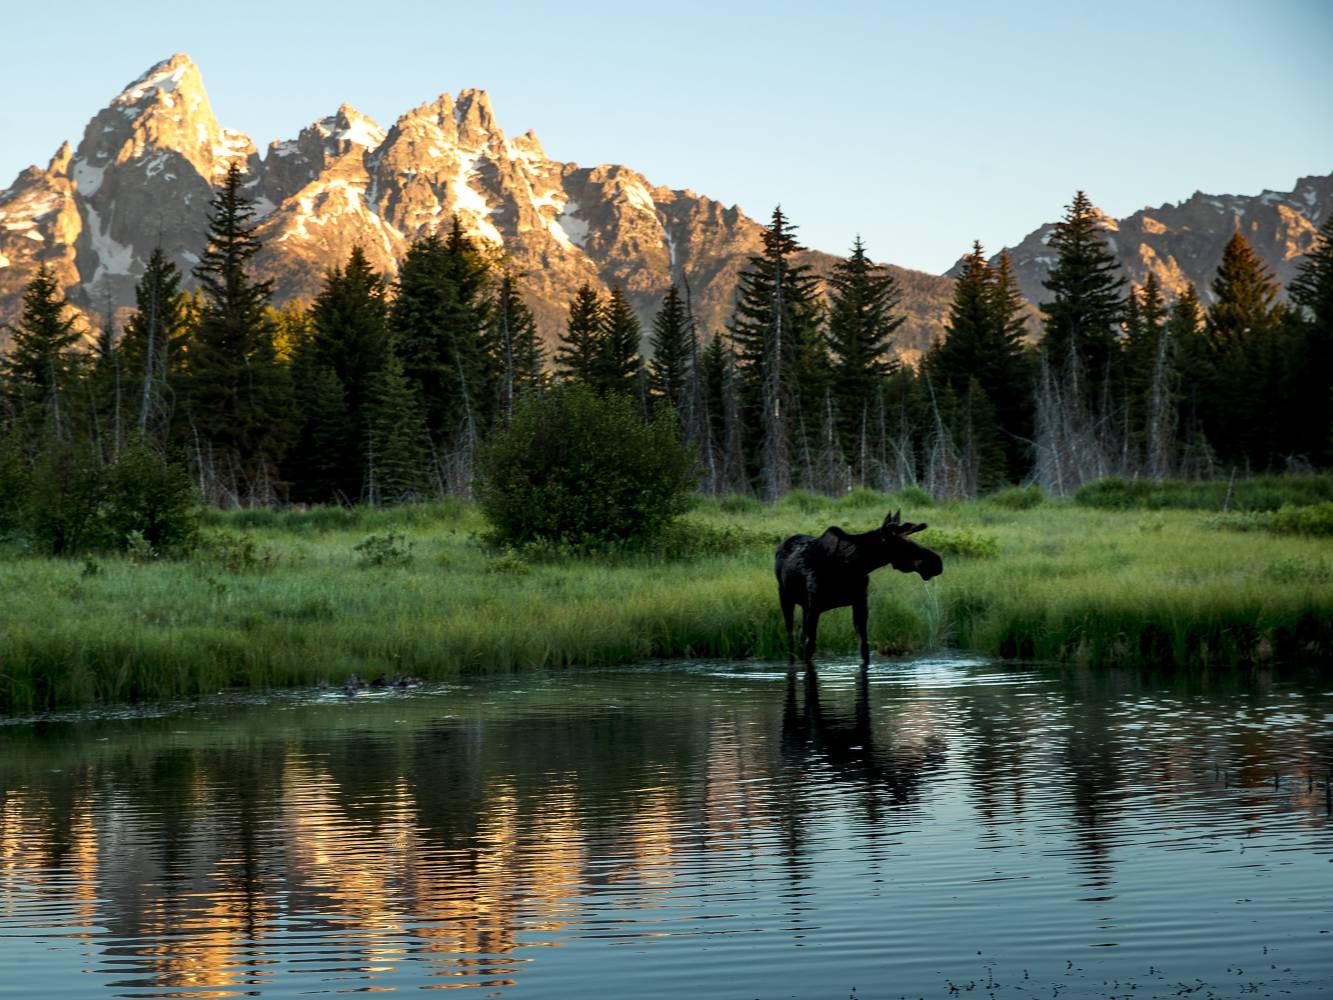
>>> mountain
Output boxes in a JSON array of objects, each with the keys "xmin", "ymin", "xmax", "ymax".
[
  {"xmin": 966, "ymin": 177, "xmax": 1333, "ymax": 305},
  {"xmin": 0, "ymin": 54, "xmax": 954, "ymax": 359}
]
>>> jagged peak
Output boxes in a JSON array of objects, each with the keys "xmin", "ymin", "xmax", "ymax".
[
  {"xmin": 510, "ymin": 128, "xmax": 546, "ymax": 161},
  {"xmin": 47, "ymin": 141, "xmax": 73, "ymax": 177},
  {"xmin": 315, "ymin": 103, "xmax": 386, "ymax": 148},
  {"xmin": 112, "ymin": 53, "xmax": 204, "ymax": 111},
  {"xmin": 454, "ymin": 89, "xmax": 501, "ymax": 148},
  {"xmin": 399, "ymin": 93, "xmax": 455, "ymax": 126}
]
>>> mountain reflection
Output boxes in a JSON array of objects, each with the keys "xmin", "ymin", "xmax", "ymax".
[{"xmin": 0, "ymin": 662, "xmax": 1329, "ymax": 998}]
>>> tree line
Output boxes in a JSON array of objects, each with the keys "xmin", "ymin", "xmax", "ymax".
[{"xmin": 2, "ymin": 165, "xmax": 1330, "ymax": 514}]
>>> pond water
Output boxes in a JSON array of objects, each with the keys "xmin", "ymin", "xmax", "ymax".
[{"xmin": 1, "ymin": 657, "xmax": 1330, "ymax": 999}]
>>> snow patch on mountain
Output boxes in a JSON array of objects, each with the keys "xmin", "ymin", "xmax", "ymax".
[
  {"xmin": 555, "ymin": 202, "xmax": 589, "ymax": 248},
  {"xmin": 71, "ymin": 159, "xmax": 105, "ymax": 197},
  {"xmin": 85, "ymin": 205, "xmax": 135, "ymax": 281},
  {"xmin": 451, "ymin": 151, "xmax": 502, "ymax": 244}
]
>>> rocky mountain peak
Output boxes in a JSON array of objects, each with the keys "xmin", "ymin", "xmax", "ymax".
[{"xmin": 47, "ymin": 141, "xmax": 73, "ymax": 177}]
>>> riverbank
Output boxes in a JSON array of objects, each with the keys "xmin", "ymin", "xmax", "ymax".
[{"xmin": 2, "ymin": 490, "xmax": 1329, "ymax": 711}]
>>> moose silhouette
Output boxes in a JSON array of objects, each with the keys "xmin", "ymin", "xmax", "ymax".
[{"xmin": 775, "ymin": 510, "xmax": 942, "ymax": 666}]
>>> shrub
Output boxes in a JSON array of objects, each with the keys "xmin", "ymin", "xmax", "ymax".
[
  {"xmin": 1076, "ymin": 474, "xmax": 1333, "ymax": 511},
  {"xmin": 985, "ymin": 485, "xmax": 1044, "ymax": 510},
  {"xmin": 354, "ymin": 531, "xmax": 414, "ymax": 567},
  {"xmin": 927, "ymin": 527, "xmax": 999, "ymax": 559},
  {"xmin": 101, "ymin": 444, "xmax": 199, "ymax": 553},
  {"xmin": 1268, "ymin": 502, "xmax": 1333, "ymax": 537},
  {"xmin": 194, "ymin": 531, "xmax": 278, "ymax": 573},
  {"xmin": 891, "ymin": 485, "xmax": 935, "ymax": 508},
  {"xmin": 475, "ymin": 384, "xmax": 698, "ymax": 546},
  {"xmin": 24, "ymin": 440, "xmax": 109, "ymax": 555}
]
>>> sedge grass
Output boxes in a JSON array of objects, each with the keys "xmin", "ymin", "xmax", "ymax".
[{"xmin": 1, "ymin": 492, "xmax": 1329, "ymax": 712}]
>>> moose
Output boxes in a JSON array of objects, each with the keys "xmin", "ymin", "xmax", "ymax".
[{"xmin": 776, "ymin": 510, "xmax": 942, "ymax": 667}]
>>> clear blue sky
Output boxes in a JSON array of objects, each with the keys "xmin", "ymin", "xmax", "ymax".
[{"xmin": 4, "ymin": 0, "xmax": 1331, "ymax": 273}]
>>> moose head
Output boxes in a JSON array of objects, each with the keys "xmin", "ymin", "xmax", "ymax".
[{"xmin": 874, "ymin": 510, "xmax": 943, "ymax": 580}]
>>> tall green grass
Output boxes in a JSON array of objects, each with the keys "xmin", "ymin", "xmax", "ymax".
[{"xmin": 2, "ymin": 490, "xmax": 1329, "ymax": 712}]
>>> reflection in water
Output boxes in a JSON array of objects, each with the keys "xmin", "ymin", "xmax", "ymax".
[{"xmin": 1, "ymin": 658, "xmax": 1331, "ymax": 998}]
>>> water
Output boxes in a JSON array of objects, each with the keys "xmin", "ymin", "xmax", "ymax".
[{"xmin": 1, "ymin": 656, "xmax": 1330, "ymax": 999}]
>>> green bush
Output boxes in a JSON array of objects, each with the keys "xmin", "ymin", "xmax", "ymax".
[
  {"xmin": 1076, "ymin": 474, "xmax": 1333, "ymax": 511},
  {"xmin": 927, "ymin": 528, "xmax": 999, "ymax": 559},
  {"xmin": 475, "ymin": 385, "xmax": 698, "ymax": 546},
  {"xmin": 891, "ymin": 485, "xmax": 936, "ymax": 508},
  {"xmin": 24, "ymin": 440, "xmax": 109, "ymax": 555},
  {"xmin": 985, "ymin": 485, "xmax": 1045, "ymax": 510},
  {"xmin": 101, "ymin": 444, "xmax": 199, "ymax": 552},
  {"xmin": 1269, "ymin": 502, "xmax": 1333, "ymax": 537},
  {"xmin": 354, "ymin": 531, "xmax": 414, "ymax": 567}
]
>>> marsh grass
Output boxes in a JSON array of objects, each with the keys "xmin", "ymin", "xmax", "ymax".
[{"xmin": 2, "ymin": 490, "xmax": 1329, "ymax": 712}]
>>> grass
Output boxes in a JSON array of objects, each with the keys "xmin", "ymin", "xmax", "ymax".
[{"xmin": 1, "ymin": 489, "xmax": 1330, "ymax": 712}]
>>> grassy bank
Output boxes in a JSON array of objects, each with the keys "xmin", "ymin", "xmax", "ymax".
[{"xmin": 2, "ymin": 490, "xmax": 1330, "ymax": 712}]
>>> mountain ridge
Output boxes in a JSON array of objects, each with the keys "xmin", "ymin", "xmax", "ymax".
[{"xmin": 0, "ymin": 54, "xmax": 954, "ymax": 358}]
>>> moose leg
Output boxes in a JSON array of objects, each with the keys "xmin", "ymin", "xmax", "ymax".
[
  {"xmin": 801, "ymin": 609, "xmax": 821, "ymax": 665},
  {"xmin": 781, "ymin": 596, "xmax": 797, "ymax": 663},
  {"xmin": 852, "ymin": 595, "xmax": 870, "ymax": 669}
]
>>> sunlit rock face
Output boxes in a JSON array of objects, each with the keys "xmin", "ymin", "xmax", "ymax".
[
  {"xmin": 967, "ymin": 177, "xmax": 1333, "ymax": 305},
  {"xmin": 0, "ymin": 53, "xmax": 959, "ymax": 355}
]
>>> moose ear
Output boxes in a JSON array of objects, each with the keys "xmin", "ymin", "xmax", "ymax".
[
  {"xmin": 902, "ymin": 522, "xmax": 928, "ymax": 535},
  {"xmin": 883, "ymin": 509, "xmax": 901, "ymax": 528}
]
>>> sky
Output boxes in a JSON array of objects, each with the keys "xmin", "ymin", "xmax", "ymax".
[{"xmin": 3, "ymin": 0, "xmax": 1331, "ymax": 274}]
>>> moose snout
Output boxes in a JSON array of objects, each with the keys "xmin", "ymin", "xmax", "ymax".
[{"xmin": 916, "ymin": 555, "xmax": 943, "ymax": 581}]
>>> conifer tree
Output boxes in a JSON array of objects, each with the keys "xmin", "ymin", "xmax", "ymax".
[
  {"xmin": 184, "ymin": 160, "xmax": 292, "ymax": 499},
  {"xmin": 490, "ymin": 271, "xmax": 544, "ymax": 419},
  {"xmin": 1040, "ymin": 191, "xmax": 1126, "ymax": 379},
  {"xmin": 597, "ymin": 285, "xmax": 643, "ymax": 397},
  {"xmin": 364, "ymin": 354, "xmax": 435, "ymax": 504},
  {"xmin": 309, "ymin": 246, "xmax": 392, "ymax": 419},
  {"xmin": 825, "ymin": 236, "xmax": 903, "ymax": 481},
  {"xmin": 1122, "ymin": 273, "xmax": 1168, "ymax": 466},
  {"xmin": 120, "ymin": 247, "xmax": 187, "ymax": 443},
  {"xmin": 1200, "ymin": 232, "xmax": 1286, "ymax": 467},
  {"xmin": 2, "ymin": 264, "xmax": 83, "ymax": 443},
  {"xmin": 728, "ymin": 206, "xmax": 822, "ymax": 499},
  {"xmin": 556, "ymin": 283, "xmax": 604, "ymax": 385},
  {"xmin": 88, "ymin": 305, "xmax": 124, "ymax": 459},
  {"xmin": 1289, "ymin": 214, "xmax": 1333, "ymax": 463},
  {"xmin": 391, "ymin": 219, "xmax": 495, "ymax": 449},
  {"xmin": 928, "ymin": 243, "xmax": 1032, "ymax": 484},
  {"xmin": 649, "ymin": 283, "xmax": 692, "ymax": 412}
]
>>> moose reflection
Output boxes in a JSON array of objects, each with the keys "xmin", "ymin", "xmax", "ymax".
[
  {"xmin": 776, "ymin": 510, "xmax": 942, "ymax": 666},
  {"xmin": 782, "ymin": 666, "xmax": 946, "ymax": 808}
]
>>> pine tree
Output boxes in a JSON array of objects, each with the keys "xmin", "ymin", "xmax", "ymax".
[
  {"xmin": 288, "ymin": 363, "xmax": 353, "ymax": 504},
  {"xmin": 1200, "ymin": 232, "xmax": 1286, "ymax": 467},
  {"xmin": 728, "ymin": 206, "xmax": 822, "ymax": 499},
  {"xmin": 1, "ymin": 264, "xmax": 83, "ymax": 443},
  {"xmin": 1040, "ymin": 191, "xmax": 1126, "ymax": 380},
  {"xmin": 364, "ymin": 354, "xmax": 435, "ymax": 504},
  {"xmin": 928, "ymin": 243, "xmax": 1032, "ymax": 484},
  {"xmin": 489, "ymin": 271, "xmax": 544, "ymax": 419},
  {"xmin": 184, "ymin": 160, "xmax": 292, "ymax": 500},
  {"xmin": 1122, "ymin": 273, "xmax": 1168, "ymax": 468},
  {"xmin": 988, "ymin": 251, "xmax": 1036, "ymax": 479},
  {"xmin": 120, "ymin": 247, "xmax": 187, "ymax": 444},
  {"xmin": 1288, "ymin": 214, "xmax": 1333, "ymax": 463},
  {"xmin": 88, "ymin": 303, "xmax": 124, "ymax": 460},
  {"xmin": 556, "ymin": 283, "xmax": 604, "ymax": 385},
  {"xmin": 309, "ymin": 246, "xmax": 392, "ymax": 417},
  {"xmin": 826, "ymin": 236, "xmax": 903, "ymax": 482},
  {"xmin": 649, "ymin": 284, "xmax": 692, "ymax": 412},
  {"xmin": 391, "ymin": 219, "xmax": 495, "ymax": 450},
  {"xmin": 597, "ymin": 285, "xmax": 642, "ymax": 397}
]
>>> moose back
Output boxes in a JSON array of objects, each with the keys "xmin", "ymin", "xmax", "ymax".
[{"xmin": 775, "ymin": 510, "xmax": 942, "ymax": 666}]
